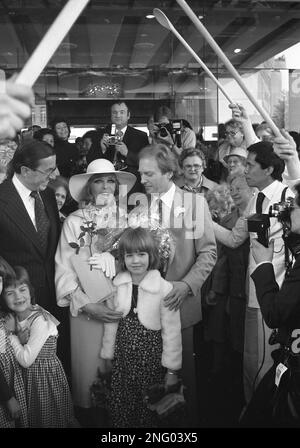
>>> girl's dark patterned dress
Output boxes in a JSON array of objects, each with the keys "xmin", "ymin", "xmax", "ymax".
[
  {"xmin": 0, "ymin": 320, "xmax": 28, "ymax": 428},
  {"xmin": 22, "ymin": 312, "xmax": 74, "ymax": 428},
  {"xmin": 109, "ymin": 284, "xmax": 165, "ymax": 427}
]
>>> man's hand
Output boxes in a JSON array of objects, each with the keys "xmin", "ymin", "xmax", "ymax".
[
  {"xmin": 252, "ymin": 238, "xmax": 274, "ymax": 264},
  {"xmin": 88, "ymin": 252, "xmax": 116, "ymax": 278},
  {"xmin": 6, "ymin": 396, "xmax": 21, "ymax": 420},
  {"xmin": 273, "ymin": 129, "xmax": 298, "ymax": 161},
  {"xmin": 0, "ymin": 78, "xmax": 34, "ymax": 139},
  {"xmin": 82, "ymin": 302, "xmax": 123, "ymax": 323},
  {"xmin": 100, "ymin": 133, "xmax": 110, "ymax": 153},
  {"xmin": 164, "ymin": 281, "xmax": 190, "ymax": 311},
  {"xmin": 154, "ymin": 128, "xmax": 174, "ymax": 148},
  {"xmin": 115, "ymin": 141, "xmax": 128, "ymax": 157},
  {"xmin": 229, "ymin": 103, "xmax": 249, "ymax": 123}
]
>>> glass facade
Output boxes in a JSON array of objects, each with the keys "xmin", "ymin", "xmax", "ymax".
[{"xmin": 1, "ymin": 1, "xmax": 300, "ymax": 133}]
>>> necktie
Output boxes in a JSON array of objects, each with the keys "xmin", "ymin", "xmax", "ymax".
[
  {"xmin": 113, "ymin": 130, "xmax": 125, "ymax": 169},
  {"xmin": 256, "ymin": 192, "xmax": 265, "ymax": 214},
  {"xmin": 30, "ymin": 191, "xmax": 50, "ymax": 253},
  {"xmin": 158, "ymin": 198, "xmax": 163, "ymax": 226},
  {"xmin": 116, "ymin": 129, "xmax": 123, "ymax": 141}
]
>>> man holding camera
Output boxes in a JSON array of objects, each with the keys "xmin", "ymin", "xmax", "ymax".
[
  {"xmin": 149, "ymin": 106, "xmax": 196, "ymax": 157},
  {"xmin": 98, "ymin": 101, "xmax": 148, "ymax": 193},
  {"xmin": 213, "ymin": 140, "xmax": 294, "ymax": 403}
]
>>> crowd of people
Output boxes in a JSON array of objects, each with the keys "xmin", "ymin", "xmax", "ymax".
[{"xmin": 0, "ymin": 78, "xmax": 300, "ymax": 429}]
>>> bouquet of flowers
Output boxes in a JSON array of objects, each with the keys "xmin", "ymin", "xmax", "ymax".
[{"xmin": 69, "ymin": 205, "xmax": 125, "ymax": 267}]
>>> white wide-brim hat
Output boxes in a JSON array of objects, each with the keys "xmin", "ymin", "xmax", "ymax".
[
  {"xmin": 69, "ymin": 159, "xmax": 136, "ymax": 202},
  {"xmin": 223, "ymin": 147, "xmax": 248, "ymax": 164}
]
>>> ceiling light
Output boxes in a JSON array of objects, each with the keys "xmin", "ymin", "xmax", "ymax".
[
  {"xmin": 234, "ymin": 48, "xmax": 241, "ymax": 54},
  {"xmin": 146, "ymin": 14, "xmax": 155, "ymax": 19}
]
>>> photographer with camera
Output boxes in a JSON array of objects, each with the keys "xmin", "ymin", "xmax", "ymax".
[
  {"xmin": 97, "ymin": 101, "xmax": 148, "ymax": 192},
  {"xmin": 149, "ymin": 106, "xmax": 196, "ymax": 157},
  {"xmin": 240, "ymin": 182, "xmax": 300, "ymax": 427},
  {"xmin": 212, "ymin": 141, "xmax": 294, "ymax": 403}
]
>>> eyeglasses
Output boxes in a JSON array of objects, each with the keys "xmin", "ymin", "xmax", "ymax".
[
  {"xmin": 183, "ymin": 164, "xmax": 203, "ymax": 171},
  {"xmin": 33, "ymin": 166, "xmax": 57, "ymax": 178},
  {"xmin": 225, "ymin": 130, "xmax": 240, "ymax": 137}
]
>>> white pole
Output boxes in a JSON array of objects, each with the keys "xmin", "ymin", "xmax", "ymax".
[
  {"xmin": 153, "ymin": 9, "xmax": 233, "ymax": 103},
  {"xmin": 16, "ymin": 0, "xmax": 90, "ymax": 87},
  {"xmin": 176, "ymin": 0, "xmax": 282, "ymax": 138}
]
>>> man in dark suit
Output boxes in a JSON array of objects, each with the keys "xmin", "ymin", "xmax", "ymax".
[
  {"xmin": 89, "ymin": 101, "xmax": 148, "ymax": 193},
  {"xmin": 0, "ymin": 139, "xmax": 72, "ymax": 378},
  {"xmin": 0, "ymin": 139, "xmax": 60, "ymax": 314}
]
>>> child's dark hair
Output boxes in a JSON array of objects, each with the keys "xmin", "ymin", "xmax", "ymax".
[
  {"xmin": 0, "ymin": 265, "xmax": 35, "ymax": 312},
  {"xmin": 118, "ymin": 227, "xmax": 160, "ymax": 272},
  {"xmin": 0, "ymin": 256, "xmax": 16, "ymax": 282}
]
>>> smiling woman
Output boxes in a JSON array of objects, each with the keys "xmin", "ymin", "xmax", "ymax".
[{"xmin": 55, "ymin": 159, "xmax": 136, "ymax": 422}]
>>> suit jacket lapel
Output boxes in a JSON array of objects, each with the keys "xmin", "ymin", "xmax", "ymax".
[
  {"xmin": 4, "ymin": 182, "xmax": 45, "ymax": 257},
  {"xmin": 40, "ymin": 190, "xmax": 58, "ymax": 256}
]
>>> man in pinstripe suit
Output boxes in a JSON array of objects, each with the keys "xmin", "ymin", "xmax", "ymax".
[{"xmin": 0, "ymin": 139, "xmax": 61, "ymax": 316}]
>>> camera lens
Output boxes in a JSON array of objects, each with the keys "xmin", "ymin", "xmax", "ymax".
[{"xmin": 159, "ymin": 127, "xmax": 168, "ymax": 138}]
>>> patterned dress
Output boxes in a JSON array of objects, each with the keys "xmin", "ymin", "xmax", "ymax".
[
  {"xmin": 18, "ymin": 312, "xmax": 75, "ymax": 428},
  {"xmin": 0, "ymin": 319, "xmax": 28, "ymax": 428},
  {"xmin": 109, "ymin": 285, "xmax": 165, "ymax": 428}
]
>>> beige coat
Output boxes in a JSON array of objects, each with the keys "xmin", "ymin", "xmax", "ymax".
[{"xmin": 165, "ymin": 187, "xmax": 217, "ymax": 328}]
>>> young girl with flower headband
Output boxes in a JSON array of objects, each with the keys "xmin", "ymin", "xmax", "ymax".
[
  {"xmin": 0, "ymin": 256, "xmax": 28, "ymax": 428},
  {"xmin": 100, "ymin": 227, "xmax": 182, "ymax": 427},
  {"xmin": 0, "ymin": 265, "xmax": 75, "ymax": 428}
]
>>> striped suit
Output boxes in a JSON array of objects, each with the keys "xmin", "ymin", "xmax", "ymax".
[{"xmin": 0, "ymin": 179, "xmax": 60, "ymax": 314}]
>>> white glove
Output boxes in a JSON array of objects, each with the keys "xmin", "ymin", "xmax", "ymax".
[{"xmin": 88, "ymin": 252, "xmax": 116, "ymax": 279}]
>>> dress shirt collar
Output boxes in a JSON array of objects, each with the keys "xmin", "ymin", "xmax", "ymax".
[
  {"xmin": 260, "ymin": 180, "xmax": 280, "ymax": 202},
  {"xmin": 12, "ymin": 173, "xmax": 33, "ymax": 201},
  {"xmin": 118, "ymin": 126, "xmax": 127, "ymax": 135},
  {"xmin": 159, "ymin": 182, "xmax": 176, "ymax": 209}
]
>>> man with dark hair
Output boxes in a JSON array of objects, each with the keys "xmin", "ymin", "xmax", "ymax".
[
  {"xmin": 0, "ymin": 139, "xmax": 60, "ymax": 313},
  {"xmin": 134, "ymin": 144, "xmax": 217, "ymax": 426},
  {"xmin": 0, "ymin": 138, "xmax": 72, "ymax": 379},
  {"xmin": 213, "ymin": 140, "xmax": 294, "ymax": 403},
  {"xmin": 90, "ymin": 101, "xmax": 148, "ymax": 192}
]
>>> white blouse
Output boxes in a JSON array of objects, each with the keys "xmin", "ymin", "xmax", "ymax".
[{"xmin": 9, "ymin": 312, "xmax": 58, "ymax": 368}]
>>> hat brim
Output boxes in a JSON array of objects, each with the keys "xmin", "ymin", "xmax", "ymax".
[
  {"xmin": 223, "ymin": 154, "xmax": 246, "ymax": 164},
  {"xmin": 69, "ymin": 169, "xmax": 136, "ymax": 202}
]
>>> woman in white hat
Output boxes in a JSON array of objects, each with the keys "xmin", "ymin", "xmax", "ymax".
[
  {"xmin": 55, "ymin": 159, "xmax": 136, "ymax": 423},
  {"xmin": 224, "ymin": 146, "xmax": 248, "ymax": 179}
]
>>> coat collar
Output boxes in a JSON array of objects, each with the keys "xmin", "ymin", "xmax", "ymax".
[{"xmin": 113, "ymin": 269, "xmax": 162, "ymax": 293}]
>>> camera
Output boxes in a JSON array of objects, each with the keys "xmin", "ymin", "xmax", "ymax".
[
  {"xmin": 154, "ymin": 120, "xmax": 183, "ymax": 148},
  {"xmin": 107, "ymin": 124, "xmax": 122, "ymax": 146},
  {"xmin": 247, "ymin": 197, "xmax": 294, "ymax": 248},
  {"xmin": 154, "ymin": 122, "xmax": 174, "ymax": 138},
  {"xmin": 247, "ymin": 213, "xmax": 270, "ymax": 248},
  {"xmin": 268, "ymin": 197, "xmax": 294, "ymax": 234}
]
